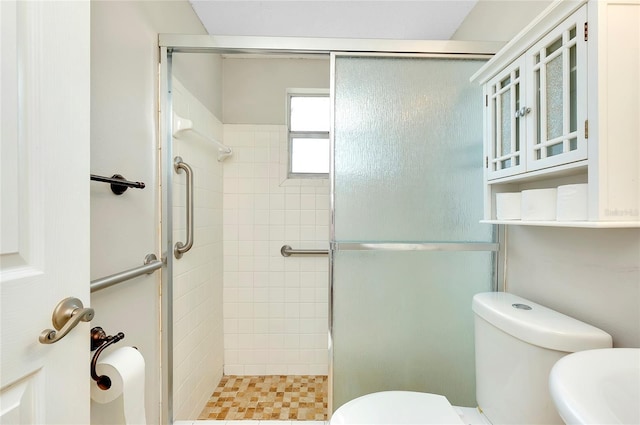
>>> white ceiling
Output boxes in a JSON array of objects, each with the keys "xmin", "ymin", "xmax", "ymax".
[{"xmin": 189, "ymin": 1, "xmax": 479, "ymax": 40}]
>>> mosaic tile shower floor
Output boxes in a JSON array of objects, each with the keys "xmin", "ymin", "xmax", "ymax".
[{"xmin": 198, "ymin": 375, "xmax": 328, "ymax": 421}]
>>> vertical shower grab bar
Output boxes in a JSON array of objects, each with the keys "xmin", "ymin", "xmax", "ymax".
[{"xmin": 174, "ymin": 156, "xmax": 193, "ymax": 259}]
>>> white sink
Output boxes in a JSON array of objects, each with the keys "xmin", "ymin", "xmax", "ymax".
[{"xmin": 549, "ymin": 348, "xmax": 640, "ymax": 425}]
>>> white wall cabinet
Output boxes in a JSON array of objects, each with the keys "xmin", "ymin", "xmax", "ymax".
[{"xmin": 472, "ymin": 0, "xmax": 639, "ymax": 227}]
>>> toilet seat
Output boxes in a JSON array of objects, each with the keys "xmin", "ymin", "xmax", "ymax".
[{"xmin": 329, "ymin": 391, "xmax": 464, "ymax": 424}]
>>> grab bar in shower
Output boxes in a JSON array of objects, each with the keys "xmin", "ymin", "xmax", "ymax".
[
  {"xmin": 280, "ymin": 245, "xmax": 329, "ymax": 257},
  {"xmin": 90, "ymin": 174, "xmax": 145, "ymax": 195},
  {"xmin": 174, "ymin": 156, "xmax": 194, "ymax": 259},
  {"xmin": 91, "ymin": 254, "xmax": 162, "ymax": 293}
]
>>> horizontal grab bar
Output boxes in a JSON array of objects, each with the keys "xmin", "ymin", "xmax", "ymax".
[
  {"xmin": 91, "ymin": 254, "xmax": 162, "ymax": 293},
  {"xmin": 280, "ymin": 245, "xmax": 329, "ymax": 257}
]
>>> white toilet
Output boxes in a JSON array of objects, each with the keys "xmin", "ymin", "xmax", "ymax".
[{"xmin": 330, "ymin": 292, "xmax": 612, "ymax": 424}]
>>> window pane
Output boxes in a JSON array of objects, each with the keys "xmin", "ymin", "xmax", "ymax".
[
  {"xmin": 291, "ymin": 138, "xmax": 330, "ymax": 173},
  {"xmin": 290, "ymin": 96, "xmax": 330, "ymax": 132}
]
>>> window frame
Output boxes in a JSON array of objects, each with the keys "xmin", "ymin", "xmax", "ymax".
[{"xmin": 286, "ymin": 88, "xmax": 330, "ymax": 179}]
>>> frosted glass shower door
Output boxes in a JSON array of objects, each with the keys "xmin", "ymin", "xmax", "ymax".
[{"xmin": 331, "ymin": 54, "xmax": 496, "ymax": 411}]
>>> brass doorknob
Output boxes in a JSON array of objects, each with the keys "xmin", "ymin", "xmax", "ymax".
[{"xmin": 39, "ymin": 297, "xmax": 95, "ymax": 344}]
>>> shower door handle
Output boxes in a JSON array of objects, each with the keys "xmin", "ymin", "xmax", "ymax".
[{"xmin": 174, "ymin": 156, "xmax": 194, "ymax": 259}]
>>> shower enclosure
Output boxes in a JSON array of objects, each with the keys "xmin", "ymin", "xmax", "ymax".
[
  {"xmin": 159, "ymin": 38, "xmax": 500, "ymax": 423},
  {"xmin": 330, "ymin": 54, "xmax": 497, "ymax": 410}
]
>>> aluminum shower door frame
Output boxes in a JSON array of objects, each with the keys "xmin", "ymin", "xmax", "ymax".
[{"xmin": 158, "ymin": 35, "xmax": 504, "ymax": 424}]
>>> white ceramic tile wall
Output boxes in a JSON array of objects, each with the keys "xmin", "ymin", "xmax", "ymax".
[
  {"xmin": 223, "ymin": 124, "xmax": 330, "ymax": 375},
  {"xmin": 172, "ymin": 79, "xmax": 225, "ymax": 419}
]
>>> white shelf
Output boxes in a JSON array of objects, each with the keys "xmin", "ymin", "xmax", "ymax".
[
  {"xmin": 481, "ymin": 220, "xmax": 640, "ymax": 228},
  {"xmin": 173, "ymin": 113, "xmax": 233, "ymax": 162}
]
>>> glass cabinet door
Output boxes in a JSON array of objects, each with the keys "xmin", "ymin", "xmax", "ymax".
[
  {"xmin": 486, "ymin": 58, "xmax": 526, "ymax": 180},
  {"xmin": 526, "ymin": 4, "xmax": 587, "ymax": 171}
]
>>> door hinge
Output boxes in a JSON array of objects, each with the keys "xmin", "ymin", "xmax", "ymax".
[
  {"xmin": 485, "ymin": 95, "xmax": 488, "ymax": 107},
  {"xmin": 584, "ymin": 22, "xmax": 588, "ymax": 41},
  {"xmin": 585, "ymin": 120, "xmax": 589, "ymax": 139},
  {"xmin": 485, "ymin": 156, "xmax": 489, "ymax": 168}
]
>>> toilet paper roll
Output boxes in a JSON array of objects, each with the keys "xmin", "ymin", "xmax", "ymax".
[
  {"xmin": 557, "ymin": 184, "xmax": 588, "ymax": 221},
  {"xmin": 91, "ymin": 347, "xmax": 147, "ymax": 425},
  {"xmin": 521, "ymin": 188, "xmax": 557, "ymax": 221},
  {"xmin": 495, "ymin": 193, "xmax": 522, "ymax": 220}
]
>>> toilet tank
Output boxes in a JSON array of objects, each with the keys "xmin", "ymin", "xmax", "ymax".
[{"xmin": 472, "ymin": 292, "xmax": 612, "ymax": 425}]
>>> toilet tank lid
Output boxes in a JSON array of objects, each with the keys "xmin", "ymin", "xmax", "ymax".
[{"xmin": 472, "ymin": 292, "xmax": 612, "ymax": 353}]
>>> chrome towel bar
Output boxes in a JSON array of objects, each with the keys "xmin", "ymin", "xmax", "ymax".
[
  {"xmin": 280, "ymin": 245, "xmax": 329, "ymax": 257},
  {"xmin": 90, "ymin": 254, "xmax": 162, "ymax": 293}
]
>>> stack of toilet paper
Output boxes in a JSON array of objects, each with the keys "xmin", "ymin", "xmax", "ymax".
[
  {"xmin": 556, "ymin": 184, "xmax": 588, "ymax": 221},
  {"xmin": 521, "ymin": 188, "xmax": 557, "ymax": 220},
  {"xmin": 495, "ymin": 193, "xmax": 522, "ymax": 220},
  {"xmin": 495, "ymin": 184, "xmax": 588, "ymax": 221}
]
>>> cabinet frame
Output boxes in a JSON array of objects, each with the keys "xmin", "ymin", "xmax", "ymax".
[{"xmin": 472, "ymin": 0, "xmax": 640, "ymax": 227}]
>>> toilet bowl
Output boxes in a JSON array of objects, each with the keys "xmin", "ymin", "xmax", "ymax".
[
  {"xmin": 329, "ymin": 391, "xmax": 479, "ymax": 424},
  {"xmin": 329, "ymin": 292, "xmax": 612, "ymax": 425}
]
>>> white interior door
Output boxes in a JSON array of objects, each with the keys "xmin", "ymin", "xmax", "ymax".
[{"xmin": 0, "ymin": 1, "xmax": 91, "ymax": 423}]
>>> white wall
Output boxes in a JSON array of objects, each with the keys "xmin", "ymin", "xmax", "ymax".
[
  {"xmin": 90, "ymin": 2, "xmax": 220, "ymax": 423},
  {"xmin": 451, "ymin": 0, "xmax": 552, "ymax": 42},
  {"xmin": 172, "ymin": 78, "xmax": 225, "ymax": 419},
  {"xmin": 505, "ymin": 227, "xmax": 640, "ymax": 347},
  {"xmin": 223, "ymin": 57, "xmax": 330, "ymax": 124},
  {"xmin": 174, "ymin": 51, "xmax": 224, "ymax": 119},
  {"xmin": 222, "ymin": 124, "xmax": 330, "ymax": 375},
  {"xmin": 453, "ymin": 1, "xmax": 640, "ymax": 348}
]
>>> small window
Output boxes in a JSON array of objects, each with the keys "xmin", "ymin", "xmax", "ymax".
[{"xmin": 287, "ymin": 89, "xmax": 330, "ymax": 178}]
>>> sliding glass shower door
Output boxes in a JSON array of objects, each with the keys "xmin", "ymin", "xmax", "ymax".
[{"xmin": 331, "ymin": 54, "xmax": 496, "ymax": 411}]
